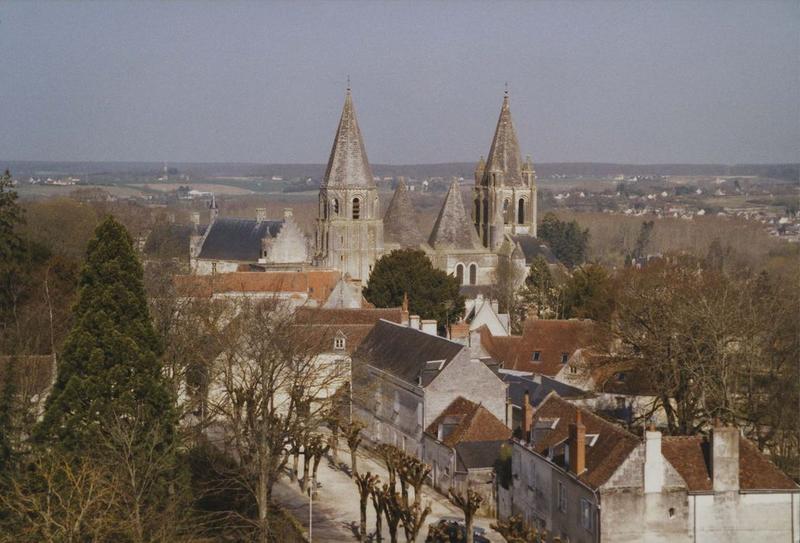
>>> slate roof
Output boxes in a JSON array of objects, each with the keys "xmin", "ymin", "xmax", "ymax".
[
  {"xmin": 383, "ymin": 180, "xmax": 425, "ymax": 247},
  {"xmin": 294, "ymin": 307, "xmax": 405, "ymax": 326},
  {"xmin": 525, "ymin": 394, "xmax": 640, "ymax": 489},
  {"xmin": 482, "ymin": 94, "xmax": 525, "ymax": 187},
  {"xmin": 174, "ymin": 271, "xmax": 340, "ymax": 304},
  {"xmin": 456, "ymin": 441, "xmax": 508, "ymax": 471},
  {"xmin": 353, "ymin": 320, "xmax": 464, "ymax": 386},
  {"xmin": 197, "ymin": 218, "xmax": 283, "ymax": 261},
  {"xmin": 480, "ymin": 319, "xmax": 601, "ymax": 375},
  {"xmin": 322, "ymin": 89, "xmax": 374, "ymax": 188},
  {"xmin": 425, "ymin": 396, "xmax": 511, "ymax": 448},
  {"xmin": 428, "ymin": 181, "xmax": 483, "ymax": 251},
  {"xmin": 509, "ymin": 235, "xmax": 558, "ymax": 265},
  {"xmin": 661, "ymin": 435, "xmax": 798, "ymax": 492},
  {"xmin": 502, "ymin": 371, "xmax": 589, "ymax": 408}
]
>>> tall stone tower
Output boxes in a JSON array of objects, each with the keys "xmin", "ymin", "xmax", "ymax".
[
  {"xmin": 315, "ymin": 88, "xmax": 383, "ymax": 282},
  {"xmin": 473, "ymin": 91, "xmax": 537, "ymax": 250}
]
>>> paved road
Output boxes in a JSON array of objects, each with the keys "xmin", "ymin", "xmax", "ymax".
[{"xmin": 275, "ymin": 448, "xmax": 503, "ymax": 542}]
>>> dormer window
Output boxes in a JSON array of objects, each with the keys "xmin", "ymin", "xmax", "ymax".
[
  {"xmin": 569, "ymin": 365, "xmax": 578, "ymax": 374},
  {"xmin": 334, "ymin": 335, "xmax": 346, "ymax": 351},
  {"xmin": 616, "ymin": 372, "xmax": 626, "ymax": 382},
  {"xmin": 532, "ymin": 351, "xmax": 541, "ymax": 362},
  {"xmin": 561, "ymin": 352, "xmax": 569, "ymax": 364}
]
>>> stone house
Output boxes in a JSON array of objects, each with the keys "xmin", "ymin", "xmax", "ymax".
[
  {"xmin": 422, "ymin": 396, "xmax": 511, "ymax": 514},
  {"xmin": 507, "ymin": 393, "xmax": 799, "ymax": 543},
  {"xmin": 352, "ymin": 319, "xmax": 507, "ymax": 457}
]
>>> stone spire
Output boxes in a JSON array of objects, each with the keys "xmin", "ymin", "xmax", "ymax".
[
  {"xmin": 429, "ymin": 180, "xmax": 483, "ymax": 250},
  {"xmin": 483, "ymin": 91, "xmax": 524, "ymax": 187},
  {"xmin": 322, "ymin": 89, "xmax": 374, "ymax": 188},
  {"xmin": 383, "ymin": 179, "xmax": 424, "ymax": 247}
]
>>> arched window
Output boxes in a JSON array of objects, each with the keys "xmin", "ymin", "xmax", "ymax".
[
  {"xmin": 332, "ymin": 198, "xmax": 339, "ymax": 215},
  {"xmin": 469, "ymin": 263, "xmax": 477, "ymax": 285},
  {"xmin": 322, "ymin": 197, "xmax": 328, "ymax": 219},
  {"xmin": 474, "ymin": 200, "xmax": 480, "ymax": 224},
  {"xmin": 518, "ymin": 198, "xmax": 525, "ymax": 224},
  {"xmin": 352, "ymin": 197, "xmax": 360, "ymax": 219},
  {"xmin": 503, "ymin": 199, "xmax": 510, "ymax": 224},
  {"xmin": 455, "ymin": 264, "xmax": 464, "ymax": 285}
]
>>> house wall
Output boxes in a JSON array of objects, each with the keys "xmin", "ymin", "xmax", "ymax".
[
  {"xmin": 422, "ymin": 435, "xmax": 456, "ymax": 493},
  {"xmin": 265, "ymin": 218, "xmax": 309, "ymax": 264},
  {"xmin": 193, "ymin": 259, "xmax": 240, "ymax": 275},
  {"xmin": 689, "ymin": 492, "xmax": 799, "ymax": 543},
  {"xmin": 425, "ymin": 352, "xmax": 507, "ymax": 429}
]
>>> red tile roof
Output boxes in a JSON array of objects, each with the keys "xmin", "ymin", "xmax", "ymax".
[
  {"xmin": 292, "ymin": 307, "xmax": 406, "ymax": 355},
  {"xmin": 524, "ymin": 394, "xmax": 639, "ymax": 489},
  {"xmin": 661, "ymin": 435, "xmax": 798, "ymax": 492},
  {"xmin": 425, "ymin": 396, "xmax": 511, "ymax": 448},
  {"xmin": 481, "ymin": 319, "xmax": 602, "ymax": 376},
  {"xmin": 174, "ymin": 270, "xmax": 341, "ymax": 304}
]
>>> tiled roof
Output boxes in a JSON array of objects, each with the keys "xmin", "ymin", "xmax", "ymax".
[
  {"xmin": 502, "ymin": 372, "xmax": 589, "ymax": 408},
  {"xmin": 480, "ymin": 319, "xmax": 601, "ymax": 376},
  {"xmin": 294, "ymin": 307, "xmax": 404, "ymax": 326},
  {"xmin": 424, "ymin": 396, "xmax": 511, "ymax": 448},
  {"xmin": 383, "ymin": 180, "xmax": 425, "ymax": 247},
  {"xmin": 428, "ymin": 180, "xmax": 483, "ymax": 251},
  {"xmin": 197, "ymin": 218, "xmax": 283, "ymax": 261},
  {"xmin": 661, "ymin": 435, "xmax": 797, "ymax": 492},
  {"xmin": 0, "ymin": 354, "xmax": 56, "ymax": 399},
  {"xmin": 322, "ymin": 90, "xmax": 374, "ymax": 188},
  {"xmin": 482, "ymin": 94, "xmax": 526, "ymax": 187},
  {"xmin": 353, "ymin": 320, "xmax": 464, "ymax": 386},
  {"xmin": 525, "ymin": 394, "xmax": 639, "ymax": 489},
  {"xmin": 174, "ymin": 270, "xmax": 340, "ymax": 304}
]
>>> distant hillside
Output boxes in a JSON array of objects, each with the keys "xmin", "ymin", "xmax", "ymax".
[{"xmin": 3, "ymin": 160, "xmax": 797, "ymax": 182}]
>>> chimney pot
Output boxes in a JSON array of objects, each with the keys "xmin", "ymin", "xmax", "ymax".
[{"xmin": 569, "ymin": 410, "xmax": 586, "ymax": 475}]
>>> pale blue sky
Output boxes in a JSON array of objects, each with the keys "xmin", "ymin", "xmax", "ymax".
[{"xmin": 1, "ymin": 0, "xmax": 798, "ymax": 164}]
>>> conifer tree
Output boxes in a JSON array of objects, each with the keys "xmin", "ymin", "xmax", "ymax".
[{"xmin": 36, "ymin": 216, "xmax": 175, "ymax": 453}]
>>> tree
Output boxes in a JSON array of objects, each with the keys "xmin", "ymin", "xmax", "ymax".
[
  {"xmin": 36, "ymin": 217, "xmax": 175, "ymax": 452},
  {"xmin": 354, "ymin": 471, "xmax": 379, "ymax": 542},
  {"xmin": 369, "ymin": 481, "xmax": 386, "ymax": 542},
  {"xmin": 561, "ymin": 263, "xmax": 615, "ymax": 321},
  {"xmin": 518, "ymin": 256, "xmax": 563, "ymax": 322},
  {"xmin": 397, "ymin": 454, "xmax": 431, "ymax": 507},
  {"xmin": 449, "ymin": 487, "xmax": 483, "ymax": 543},
  {"xmin": 538, "ymin": 213, "xmax": 589, "ymax": 268},
  {"xmin": 491, "ymin": 514, "xmax": 551, "ymax": 543},
  {"xmin": 631, "ymin": 220, "xmax": 654, "ymax": 261},
  {"xmin": 400, "ymin": 500, "xmax": 431, "ymax": 542},
  {"xmin": 364, "ymin": 249, "xmax": 465, "ymax": 333},
  {"xmin": 0, "ymin": 169, "xmax": 28, "ymax": 344},
  {"xmin": 379, "ymin": 485, "xmax": 404, "ymax": 543},
  {"xmin": 491, "ymin": 256, "xmax": 525, "ymax": 332},
  {"xmin": 343, "ymin": 419, "xmax": 365, "ymax": 477}
]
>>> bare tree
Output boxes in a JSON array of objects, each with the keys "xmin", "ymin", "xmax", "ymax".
[
  {"xmin": 491, "ymin": 514, "xmax": 553, "ymax": 543},
  {"xmin": 342, "ymin": 419, "xmax": 365, "ymax": 477},
  {"xmin": 400, "ymin": 500, "xmax": 431, "ymax": 542},
  {"xmin": 398, "ymin": 454, "xmax": 431, "ymax": 507},
  {"xmin": 379, "ymin": 485, "xmax": 404, "ymax": 543},
  {"xmin": 369, "ymin": 481, "xmax": 386, "ymax": 543},
  {"xmin": 354, "ymin": 471, "xmax": 379, "ymax": 541},
  {"xmin": 449, "ymin": 487, "xmax": 484, "ymax": 543}
]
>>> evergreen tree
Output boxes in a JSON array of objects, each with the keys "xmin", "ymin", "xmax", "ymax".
[
  {"xmin": 562, "ymin": 263, "xmax": 615, "ymax": 321},
  {"xmin": 364, "ymin": 249, "xmax": 464, "ymax": 332},
  {"xmin": 0, "ymin": 169, "xmax": 27, "ymax": 338},
  {"xmin": 36, "ymin": 216, "xmax": 175, "ymax": 452},
  {"xmin": 538, "ymin": 212, "xmax": 589, "ymax": 268},
  {"xmin": 518, "ymin": 256, "xmax": 563, "ymax": 321}
]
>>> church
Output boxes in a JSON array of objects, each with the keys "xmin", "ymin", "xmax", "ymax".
[{"xmin": 190, "ymin": 88, "xmax": 553, "ymax": 290}]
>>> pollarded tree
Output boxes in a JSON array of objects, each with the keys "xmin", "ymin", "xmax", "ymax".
[
  {"xmin": 364, "ymin": 249, "xmax": 464, "ymax": 333},
  {"xmin": 449, "ymin": 487, "xmax": 484, "ymax": 543},
  {"xmin": 342, "ymin": 419, "xmax": 365, "ymax": 477},
  {"xmin": 354, "ymin": 471, "xmax": 379, "ymax": 542},
  {"xmin": 37, "ymin": 216, "xmax": 175, "ymax": 452}
]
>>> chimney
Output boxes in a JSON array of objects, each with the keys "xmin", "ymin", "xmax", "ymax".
[
  {"xmin": 283, "ymin": 208, "xmax": 293, "ymax": 220},
  {"xmin": 401, "ymin": 293, "xmax": 410, "ymax": 325},
  {"xmin": 421, "ymin": 319, "xmax": 438, "ymax": 336},
  {"xmin": 491, "ymin": 299, "xmax": 499, "ymax": 313},
  {"xmin": 190, "ymin": 212, "xmax": 200, "ymax": 227},
  {"xmin": 256, "ymin": 208, "xmax": 267, "ymax": 223},
  {"xmin": 568, "ymin": 411, "xmax": 586, "ymax": 475},
  {"xmin": 644, "ymin": 426, "xmax": 664, "ymax": 493},
  {"xmin": 522, "ymin": 391, "xmax": 534, "ymax": 442},
  {"xmin": 505, "ymin": 398, "xmax": 515, "ymax": 429},
  {"xmin": 409, "ymin": 315, "xmax": 420, "ymax": 329},
  {"xmin": 711, "ymin": 423, "xmax": 740, "ymax": 492}
]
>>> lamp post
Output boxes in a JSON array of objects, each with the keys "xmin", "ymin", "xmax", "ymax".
[{"xmin": 308, "ymin": 474, "xmax": 314, "ymax": 542}]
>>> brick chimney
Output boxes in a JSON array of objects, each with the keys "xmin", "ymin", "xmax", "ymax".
[
  {"xmin": 522, "ymin": 391, "xmax": 534, "ymax": 442},
  {"xmin": 568, "ymin": 411, "xmax": 586, "ymax": 475},
  {"xmin": 711, "ymin": 423, "xmax": 740, "ymax": 492}
]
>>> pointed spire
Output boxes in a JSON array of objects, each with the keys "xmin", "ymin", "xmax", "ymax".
[
  {"xmin": 383, "ymin": 179, "xmax": 424, "ymax": 247},
  {"xmin": 322, "ymin": 89, "xmax": 374, "ymax": 188},
  {"xmin": 428, "ymin": 180, "xmax": 483, "ymax": 250},
  {"xmin": 483, "ymin": 91, "xmax": 524, "ymax": 186}
]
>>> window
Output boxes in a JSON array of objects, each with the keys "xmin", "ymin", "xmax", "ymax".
[
  {"xmin": 352, "ymin": 197, "xmax": 360, "ymax": 219},
  {"xmin": 503, "ymin": 199, "xmax": 510, "ymax": 224},
  {"xmin": 518, "ymin": 198, "xmax": 525, "ymax": 224},
  {"xmin": 569, "ymin": 365, "xmax": 578, "ymax": 374},
  {"xmin": 334, "ymin": 336, "xmax": 345, "ymax": 350},
  {"xmin": 532, "ymin": 351, "xmax": 541, "ymax": 362},
  {"xmin": 616, "ymin": 396, "xmax": 626, "ymax": 410},
  {"xmin": 469, "ymin": 263, "xmax": 477, "ymax": 285},
  {"xmin": 332, "ymin": 198, "xmax": 339, "ymax": 215},
  {"xmin": 561, "ymin": 352, "xmax": 569, "ymax": 364},
  {"xmin": 616, "ymin": 372, "xmax": 626, "ymax": 382},
  {"xmin": 668, "ymin": 507, "xmax": 676, "ymax": 519},
  {"xmin": 474, "ymin": 200, "xmax": 480, "ymax": 224},
  {"xmin": 211, "ymin": 262, "xmax": 217, "ymax": 274},
  {"xmin": 580, "ymin": 498, "xmax": 593, "ymax": 531},
  {"xmin": 558, "ymin": 482, "xmax": 567, "ymax": 513},
  {"xmin": 456, "ymin": 264, "xmax": 464, "ymax": 285}
]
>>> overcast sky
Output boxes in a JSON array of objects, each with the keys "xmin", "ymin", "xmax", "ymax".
[{"xmin": 1, "ymin": 1, "xmax": 798, "ymax": 164}]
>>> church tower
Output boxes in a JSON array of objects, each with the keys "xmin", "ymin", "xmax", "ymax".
[
  {"xmin": 473, "ymin": 91, "xmax": 537, "ymax": 250},
  {"xmin": 315, "ymin": 88, "xmax": 383, "ymax": 282}
]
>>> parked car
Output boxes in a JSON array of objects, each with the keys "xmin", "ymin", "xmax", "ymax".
[{"xmin": 426, "ymin": 518, "xmax": 489, "ymax": 543}]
